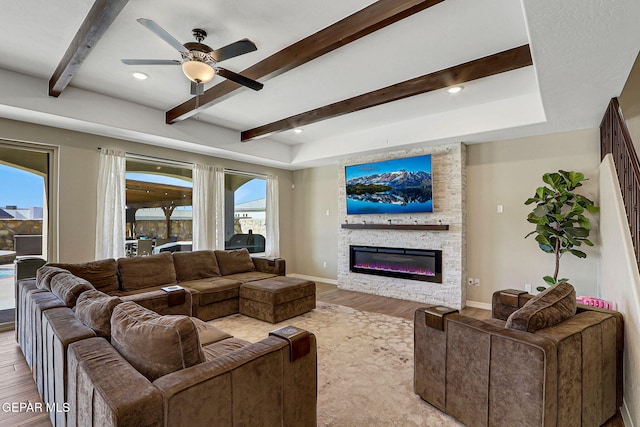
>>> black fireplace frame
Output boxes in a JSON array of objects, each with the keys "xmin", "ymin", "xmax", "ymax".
[{"xmin": 349, "ymin": 245, "xmax": 442, "ymax": 283}]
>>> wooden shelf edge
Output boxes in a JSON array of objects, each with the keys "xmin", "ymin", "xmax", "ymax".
[{"xmin": 340, "ymin": 224, "xmax": 449, "ymax": 231}]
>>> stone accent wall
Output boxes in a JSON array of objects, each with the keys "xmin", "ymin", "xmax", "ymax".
[
  {"xmin": 338, "ymin": 143, "xmax": 466, "ymax": 309},
  {"xmin": 0, "ymin": 219, "xmax": 42, "ymax": 250}
]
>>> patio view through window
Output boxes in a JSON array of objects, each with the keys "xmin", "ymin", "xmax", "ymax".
[
  {"xmin": 125, "ymin": 158, "xmax": 193, "ymax": 256},
  {"xmin": 224, "ymin": 171, "xmax": 267, "ymax": 254},
  {"xmin": 0, "ymin": 145, "xmax": 48, "ymax": 324}
]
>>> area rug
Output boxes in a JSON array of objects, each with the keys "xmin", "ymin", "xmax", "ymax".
[{"xmin": 211, "ymin": 302, "xmax": 463, "ymax": 427}]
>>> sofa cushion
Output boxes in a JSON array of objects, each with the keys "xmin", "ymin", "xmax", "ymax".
[
  {"xmin": 74, "ymin": 290, "xmax": 122, "ymax": 339},
  {"xmin": 48, "ymin": 259, "xmax": 119, "ymax": 293},
  {"xmin": 215, "ymin": 249, "xmax": 256, "ymax": 276},
  {"xmin": 110, "ymin": 301, "xmax": 204, "ymax": 381},
  {"xmin": 190, "ymin": 317, "xmax": 233, "ymax": 346},
  {"xmin": 117, "ymin": 252, "xmax": 177, "ymax": 291},
  {"xmin": 224, "ymin": 271, "xmax": 277, "ymax": 284},
  {"xmin": 506, "ymin": 282, "xmax": 577, "ymax": 332},
  {"xmin": 49, "ymin": 273, "xmax": 94, "ymax": 307},
  {"xmin": 173, "ymin": 251, "xmax": 221, "ymax": 282},
  {"xmin": 180, "ymin": 278, "xmax": 242, "ymax": 305},
  {"xmin": 36, "ymin": 266, "xmax": 70, "ymax": 291}
]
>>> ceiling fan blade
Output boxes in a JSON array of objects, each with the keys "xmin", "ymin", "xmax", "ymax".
[
  {"xmin": 211, "ymin": 39, "xmax": 257, "ymax": 62},
  {"xmin": 216, "ymin": 68, "xmax": 263, "ymax": 91},
  {"xmin": 137, "ymin": 18, "xmax": 189, "ymax": 55},
  {"xmin": 121, "ymin": 59, "xmax": 182, "ymax": 65},
  {"xmin": 190, "ymin": 81, "xmax": 204, "ymax": 96}
]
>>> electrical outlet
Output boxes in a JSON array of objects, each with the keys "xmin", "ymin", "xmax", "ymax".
[
  {"xmin": 525, "ymin": 284, "xmax": 532, "ymax": 293},
  {"xmin": 467, "ymin": 278, "xmax": 474, "ymax": 286},
  {"xmin": 322, "ymin": 261, "xmax": 327, "ymax": 268},
  {"xmin": 473, "ymin": 278, "xmax": 480, "ymax": 287}
]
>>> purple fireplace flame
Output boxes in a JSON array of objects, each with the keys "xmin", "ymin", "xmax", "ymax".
[
  {"xmin": 350, "ymin": 245, "xmax": 442, "ymax": 283},
  {"xmin": 352, "ymin": 262, "xmax": 435, "ymax": 277}
]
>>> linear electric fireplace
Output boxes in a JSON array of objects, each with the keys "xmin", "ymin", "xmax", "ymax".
[{"xmin": 349, "ymin": 245, "xmax": 442, "ymax": 283}]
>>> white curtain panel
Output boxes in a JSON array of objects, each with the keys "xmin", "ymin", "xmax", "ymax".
[
  {"xmin": 266, "ymin": 174, "xmax": 280, "ymax": 257},
  {"xmin": 95, "ymin": 148, "xmax": 126, "ymax": 259},
  {"xmin": 215, "ymin": 167, "xmax": 225, "ymax": 250},
  {"xmin": 192, "ymin": 163, "xmax": 217, "ymax": 250}
]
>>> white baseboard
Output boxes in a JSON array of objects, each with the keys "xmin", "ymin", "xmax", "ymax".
[
  {"xmin": 287, "ymin": 273, "xmax": 337, "ymax": 285},
  {"xmin": 465, "ymin": 300, "xmax": 492, "ymax": 311},
  {"xmin": 622, "ymin": 400, "xmax": 635, "ymax": 427}
]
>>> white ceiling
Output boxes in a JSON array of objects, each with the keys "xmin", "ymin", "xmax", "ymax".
[{"xmin": 0, "ymin": 0, "xmax": 638, "ymax": 169}]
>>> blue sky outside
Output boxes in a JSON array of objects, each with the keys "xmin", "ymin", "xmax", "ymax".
[
  {"xmin": 0, "ymin": 164, "xmax": 44, "ymax": 208},
  {"xmin": 345, "ymin": 154, "xmax": 432, "ymax": 181}
]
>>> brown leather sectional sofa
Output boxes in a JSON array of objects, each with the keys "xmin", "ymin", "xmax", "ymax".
[
  {"xmin": 16, "ymin": 249, "xmax": 318, "ymax": 427},
  {"xmin": 49, "ymin": 249, "xmax": 290, "ymax": 321},
  {"xmin": 414, "ymin": 284, "xmax": 624, "ymax": 427}
]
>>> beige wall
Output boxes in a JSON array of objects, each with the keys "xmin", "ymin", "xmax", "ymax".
[
  {"xmin": 291, "ymin": 166, "xmax": 339, "ymax": 280},
  {"xmin": 598, "ymin": 155, "xmax": 640, "ymax": 425},
  {"xmin": 0, "ymin": 117, "xmax": 294, "ymax": 264},
  {"xmin": 466, "ymin": 128, "xmax": 601, "ymax": 304}
]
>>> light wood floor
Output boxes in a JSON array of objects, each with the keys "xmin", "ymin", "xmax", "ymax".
[
  {"xmin": 0, "ymin": 283, "xmax": 624, "ymax": 426},
  {"xmin": 316, "ymin": 281, "xmax": 490, "ymax": 320},
  {"xmin": 0, "ymin": 331, "xmax": 51, "ymax": 426}
]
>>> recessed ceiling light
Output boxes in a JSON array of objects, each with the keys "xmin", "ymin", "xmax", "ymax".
[
  {"xmin": 447, "ymin": 85, "xmax": 463, "ymax": 94},
  {"xmin": 132, "ymin": 72, "xmax": 149, "ymax": 80},
  {"xmin": 294, "ymin": 128, "xmax": 303, "ymax": 134}
]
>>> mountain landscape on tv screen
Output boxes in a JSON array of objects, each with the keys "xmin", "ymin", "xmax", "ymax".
[{"xmin": 346, "ymin": 170, "xmax": 433, "ymax": 213}]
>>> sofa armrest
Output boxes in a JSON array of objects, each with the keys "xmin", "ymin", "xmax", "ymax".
[
  {"xmin": 491, "ymin": 289, "xmax": 534, "ymax": 320},
  {"xmin": 67, "ymin": 337, "xmax": 163, "ymax": 427},
  {"xmin": 154, "ymin": 331, "xmax": 316, "ymax": 427},
  {"xmin": 252, "ymin": 256, "xmax": 286, "ymax": 276}
]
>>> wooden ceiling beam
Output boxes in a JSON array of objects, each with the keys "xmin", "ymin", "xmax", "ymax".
[
  {"xmin": 48, "ymin": 0, "xmax": 129, "ymax": 97},
  {"xmin": 165, "ymin": 0, "xmax": 445, "ymax": 124},
  {"xmin": 241, "ymin": 45, "xmax": 533, "ymax": 142}
]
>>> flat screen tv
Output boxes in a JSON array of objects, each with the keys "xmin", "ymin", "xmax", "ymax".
[{"xmin": 345, "ymin": 154, "xmax": 433, "ymax": 215}]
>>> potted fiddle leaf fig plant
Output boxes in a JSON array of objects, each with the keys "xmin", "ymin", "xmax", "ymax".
[{"xmin": 525, "ymin": 170, "xmax": 599, "ymax": 292}]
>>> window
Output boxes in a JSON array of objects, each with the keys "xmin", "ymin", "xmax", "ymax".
[
  {"xmin": 125, "ymin": 157, "xmax": 193, "ymax": 256},
  {"xmin": 224, "ymin": 171, "xmax": 267, "ymax": 254}
]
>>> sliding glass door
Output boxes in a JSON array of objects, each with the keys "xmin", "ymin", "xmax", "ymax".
[{"xmin": 0, "ymin": 142, "xmax": 52, "ymax": 327}]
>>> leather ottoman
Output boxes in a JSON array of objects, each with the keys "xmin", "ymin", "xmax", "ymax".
[{"xmin": 239, "ymin": 277, "xmax": 316, "ymax": 323}]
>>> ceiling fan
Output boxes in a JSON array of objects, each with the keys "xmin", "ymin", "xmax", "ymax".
[{"xmin": 122, "ymin": 18, "xmax": 263, "ymax": 95}]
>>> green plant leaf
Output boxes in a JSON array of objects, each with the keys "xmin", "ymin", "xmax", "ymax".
[
  {"xmin": 543, "ymin": 276, "xmax": 556, "ymax": 285},
  {"xmin": 586, "ymin": 204, "xmax": 600, "ymax": 213},
  {"xmin": 536, "ymin": 286, "xmax": 547, "ymax": 292},
  {"xmin": 569, "ymin": 249, "xmax": 587, "ymax": 258},
  {"xmin": 565, "ymin": 227, "xmax": 589, "ymax": 238},
  {"xmin": 533, "ymin": 204, "xmax": 549, "ymax": 217}
]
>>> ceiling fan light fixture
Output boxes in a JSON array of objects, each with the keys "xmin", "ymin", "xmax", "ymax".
[
  {"xmin": 447, "ymin": 85, "xmax": 464, "ymax": 94},
  {"xmin": 182, "ymin": 60, "xmax": 215, "ymax": 84},
  {"xmin": 132, "ymin": 72, "xmax": 149, "ymax": 80},
  {"xmin": 293, "ymin": 128, "xmax": 303, "ymax": 134}
]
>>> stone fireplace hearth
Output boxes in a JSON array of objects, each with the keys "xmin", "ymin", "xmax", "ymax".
[{"xmin": 337, "ymin": 142, "xmax": 466, "ymax": 309}]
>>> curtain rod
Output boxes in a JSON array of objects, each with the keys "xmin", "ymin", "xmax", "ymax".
[{"xmin": 97, "ymin": 147, "xmax": 193, "ymax": 167}]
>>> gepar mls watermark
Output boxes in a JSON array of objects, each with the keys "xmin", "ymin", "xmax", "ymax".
[{"xmin": 2, "ymin": 401, "xmax": 69, "ymax": 413}]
